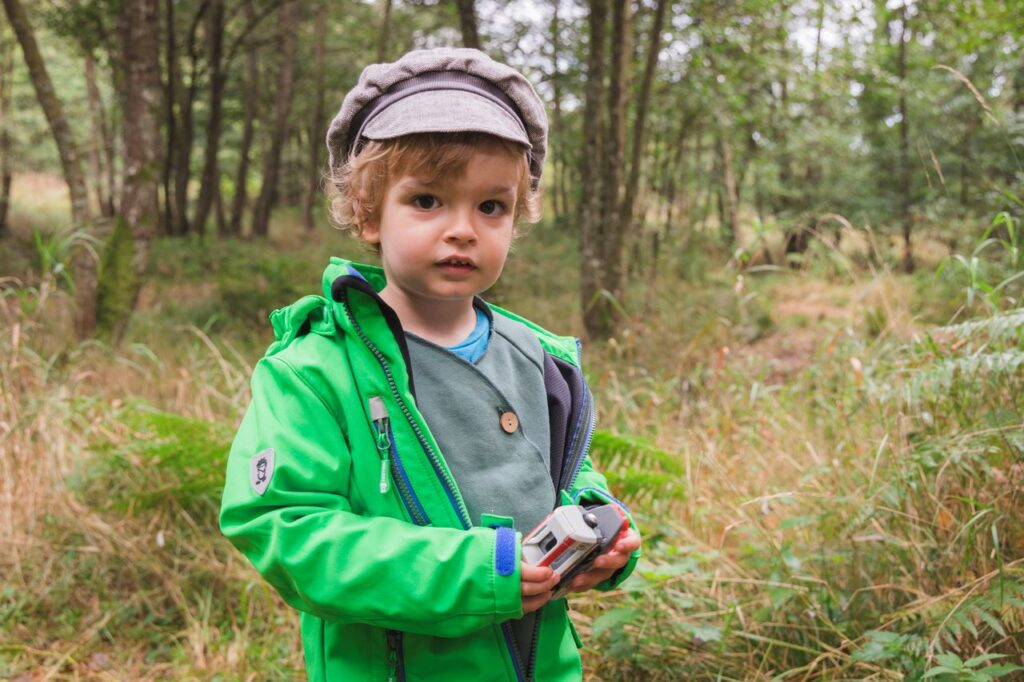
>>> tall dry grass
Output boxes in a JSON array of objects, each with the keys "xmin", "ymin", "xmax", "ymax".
[{"xmin": 1, "ymin": 203, "xmax": 1021, "ymax": 680}]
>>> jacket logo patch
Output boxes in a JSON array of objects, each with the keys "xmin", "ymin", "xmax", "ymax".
[{"xmin": 250, "ymin": 448, "xmax": 275, "ymax": 495}]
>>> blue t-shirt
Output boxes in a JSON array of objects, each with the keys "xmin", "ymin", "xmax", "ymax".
[{"xmin": 445, "ymin": 307, "xmax": 490, "ymax": 363}]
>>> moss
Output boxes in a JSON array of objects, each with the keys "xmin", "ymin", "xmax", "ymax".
[{"xmin": 95, "ymin": 217, "xmax": 139, "ymax": 343}]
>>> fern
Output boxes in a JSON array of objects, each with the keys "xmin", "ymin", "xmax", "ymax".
[
  {"xmin": 81, "ymin": 405, "xmax": 232, "ymax": 519},
  {"xmin": 904, "ymin": 350, "xmax": 1024, "ymax": 400},
  {"xmin": 889, "ymin": 572, "xmax": 1024, "ymax": 657},
  {"xmin": 589, "ymin": 429, "xmax": 687, "ymax": 503},
  {"xmin": 939, "ymin": 308, "xmax": 1024, "ymax": 342}
]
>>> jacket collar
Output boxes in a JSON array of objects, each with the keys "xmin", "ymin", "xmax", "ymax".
[
  {"xmin": 322, "ymin": 257, "xmax": 580, "ymax": 369},
  {"xmin": 323, "ymin": 257, "xmax": 495, "ymax": 333}
]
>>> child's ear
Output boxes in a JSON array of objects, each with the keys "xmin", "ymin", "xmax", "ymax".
[
  {"xmin": 354, "ymin": 191, "xmax": 380, "ymax": 245},
  {"xmin": 359, "ymin": 219, "xmax": 381, "ymax": 245}
]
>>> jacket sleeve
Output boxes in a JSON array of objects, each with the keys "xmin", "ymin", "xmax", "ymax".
[
  {"xmin": 219, "ymin": 355, "xmax": 522, "ymax": 637},
  {"xmin": 569, "ymin": 454, "xmax": 641, "ymax": 591}
]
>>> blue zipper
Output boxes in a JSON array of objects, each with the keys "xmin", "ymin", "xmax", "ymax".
[
  {"xmin": 565, "ymin": 390, "xmax": 596, "ymax": 492},
  {"xmin": 379, "ymin": 422, "xmax": 431, "ymax": 527},
  {"xmin": 501, "ymin": 623, "xmax": 526, "ymax": 682}
]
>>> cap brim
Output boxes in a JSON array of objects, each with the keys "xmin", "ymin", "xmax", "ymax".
[{"xmin": 360, "ymin": 90, "xmax": 531, "ymax": 149}]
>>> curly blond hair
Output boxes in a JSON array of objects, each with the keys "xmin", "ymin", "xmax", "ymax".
[{"xmin": 327, "ymin": 132, "xmax": 541, "ymax": 242}]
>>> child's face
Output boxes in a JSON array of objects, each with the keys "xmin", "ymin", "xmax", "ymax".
[{"xmin": 362, "ymin": 145, "xmax": 521, "ymax": 310}]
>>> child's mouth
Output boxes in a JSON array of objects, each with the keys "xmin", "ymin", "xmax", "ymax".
[{"xmin": 437, "ymin": 257, "xmax": 477, "ymax": 274}]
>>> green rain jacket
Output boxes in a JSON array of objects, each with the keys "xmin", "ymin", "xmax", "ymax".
[{"xmin": 219, "ymin": 258, "xmax": 639, "ymax": 681}]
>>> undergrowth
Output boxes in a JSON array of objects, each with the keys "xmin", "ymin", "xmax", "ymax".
[{"xmin": 1, "ymin": 217, "xmax": 1022, "ymax": 680}]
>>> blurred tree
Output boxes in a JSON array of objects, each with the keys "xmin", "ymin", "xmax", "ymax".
[
  {"xmin": 579, "ymin": 0, "xmax": 609, "ymax": 339},
  {"xmin": 0, "ymin": 23, "xmax": 13, "ymax": 237},
  {"xmin": 95, "ymin": 0, "xmax": 161, "ymax": 344},
  {"xmin": 193, "ymin": 0, "xmax": 226, "ymax": 235},
  {"xmin": 454, "ymin": 0, "xmax": 480, "ymax": 49},
  {"xmin": 251, "ymin": 0, "xmax": 298, "ymax": 237},
  {"xmin": 3, "ymin": 0, "xmax": 98, "ymax": 338},
  {"xmin": 83, "ymin": 52, "xmax": 116, "ymax": 217},
  {"xmin": 377, "ymin": 0, "xmax": 393, "ymax": 61},
  {"xmin": 228, "ymin": 0, "xmax": 261, "ymax": 236},
  {"xmin": 303, "ymin": 0, "xmax": 328, "ymax": 231},
  {"xmin": 2, "ymin": 0, "xmax": 91, "ymax": 225}
]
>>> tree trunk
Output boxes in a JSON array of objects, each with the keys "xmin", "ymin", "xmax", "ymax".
[
  {"xmin": 621, "ymin": 0, "xmax": 668, "ymax": 234},
  {"xmin": 589, "ymin": 0, "xmax": 631, "ymax": 339},
  {"xmin": 0, "ymin": 26, "xmax": 13, "ymax": 238},
  {"xmin": 715, "ymin": 117, "xmax": 739, "ymax": 248},
  {"xmin": 549, "ymin": 0, "xmax": 566, "ymax": 224},
  {"xmin": 172, "ymin": 5, "xmax": 207, "ymax": 236},
  {"xmin": 171, "ymin": 67, "xmax": 195, "ymax": 235},
  {"xmin": 194, "ymin": 0, "xmax": 225, "ymax": 234},
  {"xmin": 3, "ymin": 0, "xmax": 98, "ymax": 338},
  {"xmin": 251, "ymin": 1, "xmax": 298, "ymax": 238},
  {"xmin": 3, "ymin": 0, "xmax": 91, "ymax": 226},
  {"xmin": 83, "ymin": 53, "xmax": 115, "ymax": 217},
  {"xmin": 377, "ymin": 0, "xmax": 392, "ymax": 62},
  {"xmin": 229, "ymin": 0, "xmax": 259, "ymax": 237},
  {"xmin": 454, "ymin": 0, "xmax": 480, "ymax": 49},
  {"xmin": 304, "ymin": 0, "xmax": 327, "ymax": 231},
  {"xmin": 897, "ymin": 3, "xmax": 913, "ymax": 273},
  {"xmin": 162, "ymin": 0, "xmax": 177, "ymax": 235},
  {"xmin": 96, "ymin": 0, "xmax": 161, "ymax": 345},
  {"xmin": 1014, "ymin": 53, "xmax": 1024, "ymax": 114},
  {"xmin": 579, "ymin": 0, "xmax": 608, "ymax": 339}
]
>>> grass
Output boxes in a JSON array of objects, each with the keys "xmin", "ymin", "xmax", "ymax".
[{"xmin": 1, "ymin": 180, "xmax": 1022, "ymax": 679}]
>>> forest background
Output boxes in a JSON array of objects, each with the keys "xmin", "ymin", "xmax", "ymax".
[{"xmin": 1, "ymin": 0, "xmax": 1023, "ymax": 679}]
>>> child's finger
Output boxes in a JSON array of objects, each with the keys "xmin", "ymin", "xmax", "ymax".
[
  {"xmin": 590, "ymin": 548, "xmax": 630, "ymax": 571},
  {"xmin": 522, "ymin": 592, "xmax": 551, "ymax": 614},
  {"xmin": 613, "ymin": 529, "xmax": 642, "ymax": 553},
  {"xmin": 569, "ymin": 569, "xmax": 612, "ymax": 592},
  {"xmin": 520, "ymin": 562, "xmax": 556, "ymax": 583},
  {"xmin": 521, "ymin": 575, "xmax": 558, "ymax": 597}
]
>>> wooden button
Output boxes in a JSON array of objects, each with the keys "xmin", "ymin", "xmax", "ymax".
[{"xmin": 499, "ymin": 411, "xmax": 519, "ymax": 433}]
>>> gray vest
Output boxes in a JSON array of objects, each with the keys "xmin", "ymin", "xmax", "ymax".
[
  {"xmin": 407, "ymin": 311, "xmax": 556, "ymax": 667},
  {"xmin": 406, "ymin": 312, "xmax": 556, "ymax": 534}
]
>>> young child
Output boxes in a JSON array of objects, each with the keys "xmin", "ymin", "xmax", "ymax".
[{"xmin": 219, "ymin": 47, "xmax": 641, "ymax": 681}]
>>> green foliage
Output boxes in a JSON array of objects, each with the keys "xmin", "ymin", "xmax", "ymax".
[
  {"xmin": 80, "ymin": 405, "xmax": 231, "ymax": 518},
  {"xmin": 583, "ymin": 302, "xmax": 1024, "ymax": 680},
  {"xmin": 923, "ymin": 652, "xmax": 1022, "ymax": 681},
  {"xmin": 95, "ymin": 216, "xmax": 138, "ymax": 341},
  {"xmin": 590, "ymin": 430, "xmax": 685, "ymax": 504},
  {"xmin": 940, "ymin": 212, "xmax": 1024, "ymax": 311},
  {"xmin": 215, "ymin": 248, "xmax": 309, "ymax": 326},
  {"xmin": 30, "ymin": 225, "xmax": 97, "ymax": 291}
]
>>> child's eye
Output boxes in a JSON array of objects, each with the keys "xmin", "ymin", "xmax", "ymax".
[
  {"xmin": 412, "ymin": 195, "xmax": 440, "ymax": 210},
  {"xmin": 479, "ymin": 200, "xmax": 507, "ymax": 216}
]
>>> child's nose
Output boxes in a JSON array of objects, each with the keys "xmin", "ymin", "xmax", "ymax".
[{"xmin": 443, "ymin": 208, "xmax": 477, "ymax": 242}]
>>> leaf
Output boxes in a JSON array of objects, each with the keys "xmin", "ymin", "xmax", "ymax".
[
  {"xmin": 974, "ymin": 608, "xmax": 1006, "ymax": 637},
  {"xmin": 678, "ymin": 621, "xmax": 722, "ymax": 643},
  {"xmin": 964, "ymin": 654, "xmax": 1006, "ymax": 668},
  {"xmin": 922, "ymin": 667, "xmax": 958, "ymax": 678},
  {"xmin": 935, "ymin": 652, "xmax": 965, "ymax": 670},
  {"xmin": 591, "ymin": 608, "xmax": 641, "ymax": 638},
  {"xmin": 975, "ymin": 664, "xmax": 1023, "ymax": 679}
]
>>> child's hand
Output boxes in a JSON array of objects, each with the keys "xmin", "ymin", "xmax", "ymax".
[
  {"xmin": 520, "ymin": 562, "xmax": 560, "ymax": 614},
  {"xmin": 566, "ymin": 528, "xmax": 642, "ymax": 593}
]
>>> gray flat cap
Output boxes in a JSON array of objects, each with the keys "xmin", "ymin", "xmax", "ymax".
[{"xmin": 326, "ymin": 47, "xmax": 547, "ymax": 188}]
